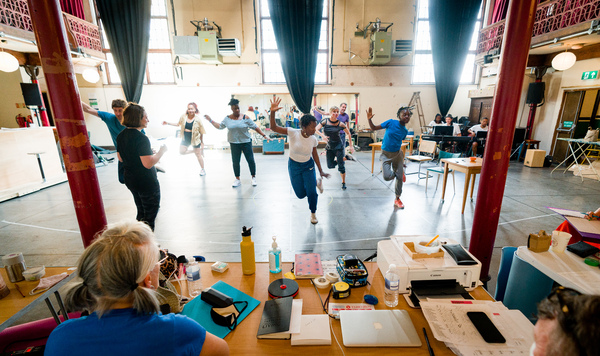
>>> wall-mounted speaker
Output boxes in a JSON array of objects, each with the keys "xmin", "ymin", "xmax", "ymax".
[
  {"xmin": 526, "ymin": 82, "xmax": 545, "ymax": 105},
  {"xmin": 20, "ymin": 83, "xmax": 44, "ymax": 107}
]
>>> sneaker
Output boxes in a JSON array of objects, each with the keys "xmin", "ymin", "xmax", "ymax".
[
  {"xmin": 310, "ymin": 213, "xmax": 318, "ymax": 224},
  {"xmin": 199, "ymin": 169, "xmax": 206, "ymax": 176},
  {"xmin": 402, "ymin": 174, "xmax": 406, "ymax": 183},
  {"xmin": 394, "ymin": 198, "xmax": 404, "ymax": 209},
  {"xmin": 156, "ymin": 165, "xmax": 166, "ymax": 173},
  {"xmin": 316, "ymin": 177, "xmax": 324, "ymax": 194},
  {"xmin": 346, "ymin": 153, "xmax": 356, "ymax": 161},
  {"xmin": 251, "ymin": 177, "xmax": 257, "ymax": 186},
  {"xmin": 232, "ymin": 179, "xmax": 241, "ymax": 187},
  {"xmin": 341, "ymin": 183, "xmax": 347, "ymax": 190}
]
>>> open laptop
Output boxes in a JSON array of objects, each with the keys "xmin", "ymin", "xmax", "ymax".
[
  {"xmin": 339, "ymin": 310, "xmax": 422, "ymax": 347},
  {"xmin": 433, "ymin": 125, "xmax": 454, "ymax": 136}
]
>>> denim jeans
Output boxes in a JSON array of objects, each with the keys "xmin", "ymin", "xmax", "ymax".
[
  {"xmin": 230, "ymin": 142, "xmax": 256, "ymax": 177},
  {"xmin": 130, "ymin": 185, "xmax": 161, "ymax": 231},
  {"xmin": 288, "ymin": 158, "xmax": 318, "ymax": 213}
]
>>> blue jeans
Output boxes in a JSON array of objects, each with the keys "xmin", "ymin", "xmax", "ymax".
[
  {"xmin": 288, "ymin": 158, "xmax": 318, "ymax": 213},
  {"xmin": 230, "ymin": 142, "xmax": 256, "ymax": 177}
]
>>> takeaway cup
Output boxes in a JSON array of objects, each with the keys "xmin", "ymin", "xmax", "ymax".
[{"xmin": 551, "ymin": 231, "xmax": 571, "ymax": 253}]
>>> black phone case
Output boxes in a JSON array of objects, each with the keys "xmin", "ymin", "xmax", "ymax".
[
  {"xmin": 467, "ymin": 311, "xmax": 506, "ymax": 343},
  {"xmin": 442, "ymin": 244, "xmax": 478, "ymax": 265}
]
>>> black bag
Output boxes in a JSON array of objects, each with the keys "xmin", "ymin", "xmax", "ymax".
[{"xmin": 544, "ymin": 155, "xmax": 553, "ymax": 167}]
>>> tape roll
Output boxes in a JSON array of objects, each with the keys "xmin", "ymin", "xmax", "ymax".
[
  {"xmin": 325, "ymin": 272, "xmax": 339, "ymax": 283},
  {"xmin": 313, "ymin": 277, "xmax": 330, "ymax": 289}
]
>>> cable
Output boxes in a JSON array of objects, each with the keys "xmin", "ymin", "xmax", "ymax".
[{"xmin": 310, "ymin": 279, "xmax": 336, "ymax": 319}]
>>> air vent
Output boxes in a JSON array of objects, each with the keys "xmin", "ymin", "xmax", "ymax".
[
  {"xmin": 218, "ymin": 38, "xmax": 241, "ymax": 57},
  {"xmin": 392, "ymin": 40, "xmax": 412, "ymax": 57}
]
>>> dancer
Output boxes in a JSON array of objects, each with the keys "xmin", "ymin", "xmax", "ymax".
[
  {"xmin": 45, "ymin": 220, "xmax": 229, "ymax": 355},
  {"xmin": 315, "ymin": 106, "xmax": 354, "ymax": 190},
  {"xmin": 205, "ymin": 98, "xmax": 269, "ymax": 187},
  {"xmin": 117, "ymin": 103, "xmax": 167, "ymax": 231},
  {"xmin": 162, "ymin": 103, "xmax": 207, "ymax": 176},
  {"xmin": 269, "ymin": 97, "xmax": 330, "ymax": 224},
  {"xmin": 366, "ymin": 106, "xmax": 411, "ymax": 209}
]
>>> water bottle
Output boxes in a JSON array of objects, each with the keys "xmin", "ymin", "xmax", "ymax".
[
  {"xmin": 269, "ymin": 236, "xmax": 281, "ymax": 273},
  {"xmin": 186, "ymin": 259, "xmax": 202, "ymax": 297},
  {"xmin": 384, "ymin": 264, "xmax": 399, "ymax": 307},
  {"xmin": 240, "ymin": 226, "xmax": 256, "ymax": 275}
]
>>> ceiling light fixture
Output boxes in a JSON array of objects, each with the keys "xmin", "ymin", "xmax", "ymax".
[
  {"xmin": 551, "ymin": 51, "xmax": 577, "ymax": 71},
  {"xmin": 82, "ymin": 68, "xmax": 100, "ymax": 83},
  {"xmin": 570, "ymin": 43, "xmax": 584, "ymax": 50},
  {"xmin": 0, "ymin": 50, "xmax": 19, "ymax": 72}
]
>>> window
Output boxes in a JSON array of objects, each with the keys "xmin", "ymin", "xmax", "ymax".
[
  {"xmin": 101, "ymin": 0, "xmax": 174, "ymax": 84},
  {"xmin": 259, "ymin": 0, "xmax": 329, "ymax": 84},
  {"xmin": 412, "ymin": 0, "xmax": 481, "ymax": 84}
]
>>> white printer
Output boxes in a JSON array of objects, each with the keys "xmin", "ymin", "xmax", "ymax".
[{"xmin": 377, "ymin": 235, "xmax": 482, "ymax": 294}]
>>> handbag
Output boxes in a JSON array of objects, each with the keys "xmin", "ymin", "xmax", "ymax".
[
  {"xmin": 156, "ymin": 272, "xmax": 187, "ymax": 313},
  {"xmin": 583, "ymin": 128, "xmax": 599, "ymax": 142}
]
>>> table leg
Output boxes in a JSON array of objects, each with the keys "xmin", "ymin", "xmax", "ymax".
[
  {"xmin": 441, "ymin": 163, "xmax": 449, "ymax": 202},
  {"xmin": 371, "ymin": 149, "xmax": 375, "ymax": 174},
  {"xmin": 470, "ymin": 173, "xmax": 476, "ymax": 201},
  {"xmin": 462, "ymin": 172, "xmax": 471, "ymax": 214}
]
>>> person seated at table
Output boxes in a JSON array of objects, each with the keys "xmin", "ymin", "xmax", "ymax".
[
  {"xmin": 532, "ymin": 287, "xmax": 600, "ymax": 356},
  {"xmin": 468, "ymin": 117, "xmax": 489, "ymax": 156},
  {"xmin": 585, "ymin": 207, "xmax": 600, "ymax": 220},
  {"xmin": 427, "ymin": 114, "xmax": 444, "ymax": 133},
  {"xmin": 444, "ymin": 114, "xmax": 462, "ymax": 136},
  {"xmin": 45, "ymin": 220, "xmax": 229, "ymax": 356}
]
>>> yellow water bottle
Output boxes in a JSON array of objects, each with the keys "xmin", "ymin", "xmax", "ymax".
[{"xmin": 240, "ymin": 226, "xmax": 255, "ymax": 275}]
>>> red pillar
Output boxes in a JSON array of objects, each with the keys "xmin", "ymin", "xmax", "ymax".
[
  {"xmin": 32, "ymin": 79, "xmax": 51, "ymax": 127},
  {"xmin": 27, "ymin": 0, "xmax": 107, "ymax": 247},
  {"xmin": 468, "ymin": 0, "xmax": 538, "ymax": 278}
]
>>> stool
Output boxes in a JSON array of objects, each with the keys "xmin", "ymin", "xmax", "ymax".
[
  {"xmin": 27, "ymin": 152, "xmax": 46, "ymax": 182},
  {"xmin": 518, "ymin": 139, "xmax": 540, "ymax": 162}
]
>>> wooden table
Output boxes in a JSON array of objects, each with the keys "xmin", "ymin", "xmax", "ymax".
[
  {"xmin": 182, "ymin": 262, "xmax": 492, "ymax": 355},
  {"xmin": 440, "ymin": 157, "xmax": 483, "ymax": 214},
  {"xmin": 369, "ymin": 142, "xmax": 408, "ymax": 174},
  {"xmin": 0, "ymin": 267, "xmax": 75, "ymax": 332}
]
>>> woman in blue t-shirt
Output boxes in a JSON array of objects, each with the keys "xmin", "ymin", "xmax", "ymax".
[
  {"xmin": 366, "ymin": 106, "xmax": 411, "ymax": 209},
  {"xmin": 45, "ymin": 220, "xmax": 229, "ymax": 356},
  {"xmin": 205, "ymin": 98, "xmax": 270, "ymax": 188}
]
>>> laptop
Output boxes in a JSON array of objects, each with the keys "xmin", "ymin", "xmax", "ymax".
[
  {"xmin": 339, "ymin": 310, "xmax": 422, "ymax": 347},
  {"xmin": 433, "ymin": 125, "xmax": 454, "ymax": 136},
  {"xmin": 476, "ymin": 131, "xmax": 488, "ymax": 139}
]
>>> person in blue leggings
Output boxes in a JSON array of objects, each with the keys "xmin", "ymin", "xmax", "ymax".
[{"xmin": 268, "ymin": 97, "xmax": 329, "ymax": 224}]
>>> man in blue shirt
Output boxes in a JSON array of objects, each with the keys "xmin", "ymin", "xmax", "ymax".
[{"xmin": 367, "ymin": 105, "xmax": 411, "ymax": 209}]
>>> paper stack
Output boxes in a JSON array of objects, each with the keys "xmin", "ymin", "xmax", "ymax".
[{"xmin": 420, "ymin": 299, "xmax": 534, "ymax": 356}]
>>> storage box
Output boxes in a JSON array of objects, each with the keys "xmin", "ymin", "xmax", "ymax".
[
  {"xmin": 524, "ymin": 149, "xmax": 546, "ymax": 167},
  {"xmin": 262, "ymin": 138, "xmax": 285, "ymax": 154}
]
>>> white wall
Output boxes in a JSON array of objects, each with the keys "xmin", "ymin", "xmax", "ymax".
[{"xmin": 0, "ymin": 69, "xmax": 35, "ymax": 128}]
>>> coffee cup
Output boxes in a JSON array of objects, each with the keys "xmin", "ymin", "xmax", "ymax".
[{"xmin": 551, "ymin": 231, "xmax": 571, "ymax": 253}]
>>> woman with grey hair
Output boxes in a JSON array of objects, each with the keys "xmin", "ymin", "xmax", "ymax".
[{"xmin": 45, "ymin": 220, "xmax": 229, "ymax": 356}]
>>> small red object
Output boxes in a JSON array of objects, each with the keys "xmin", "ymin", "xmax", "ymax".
[{"xmin": 280, "ymin": 285, "xmax": 287, "ymax": 289}]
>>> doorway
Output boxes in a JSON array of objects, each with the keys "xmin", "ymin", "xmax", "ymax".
[{"xmin": 551, "ymin": 88, "xmax": 599, "ymax": 163}]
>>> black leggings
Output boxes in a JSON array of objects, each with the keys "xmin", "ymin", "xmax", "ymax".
[
  {"xmin": 326, "ymin": 148, "xmax": 345, "ymax": 174},
  {"xmin": 230, "ymin": 142, "xmax": 256, "ymax": 177}
]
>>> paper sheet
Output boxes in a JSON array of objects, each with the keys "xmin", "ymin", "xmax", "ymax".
[
  {"xmin": 420, "ymin": 300, "xmax": 534, "ymax": 355},
  {"xmin": 547, "ymin": 207, "xmax": 586, "ymax": 219},
  {"xmin": 565, "ymin": 216, "xmax": 600, "ymax": 235}
]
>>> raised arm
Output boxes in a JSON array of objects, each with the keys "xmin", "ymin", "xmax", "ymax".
[
  {"xmin": 313, "ymin": 107, "xmax": 327, "ymax": 116},
  {"xmin": 81, "ymin": 101, "xmax": 100, "ymax": 117},
  {"xmin": 204, "ymin": 115, "xmax": 222, "ymax": 129},
  {"xmin": 366, "ymin": 107, "xmax": 382, "ymax": 131},
  {"xmin": 162, "ymin": 120, "xmax": 179, "ymax": 126},
  {"xmin": 268, "ymin": 97, "xmax": 288, "ymax": 135}
]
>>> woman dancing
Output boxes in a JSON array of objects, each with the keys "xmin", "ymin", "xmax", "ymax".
[
  {"xmin": 315, "ymin": 106, "xmax": 354, "ymax": 190},
  {"xmin": 163, "ymin": 102, "xmax": 207, "ymax": 176}
]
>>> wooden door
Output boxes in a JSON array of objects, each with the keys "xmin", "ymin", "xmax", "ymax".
[
  {"xmin": 551, "ymin": 91, "xmax": 583, "ymax": 162},
  {"xmin": 468, "ymin": 97, "xmax": 493, "ymax": 125}
]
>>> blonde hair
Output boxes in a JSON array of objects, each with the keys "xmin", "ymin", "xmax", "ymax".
[
  {"xmin": 65, "ymin": 220, "xmax": 160, "ymax": 317},
  {"xmin": 329, "ymin": 106, "xmax": 339, "ymax": 113}
]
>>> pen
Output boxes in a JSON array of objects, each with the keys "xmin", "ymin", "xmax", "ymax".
[
  {"xmin": 14, "ymin": 283, "xmax": 26, "ymax": 298},
  {"xmin": 425, "ymin": 235, "xmax": 440, "ymax": 247},
  {"xmin": 423, "ymin": 327, "xmax": 434, "ymax": 356}
]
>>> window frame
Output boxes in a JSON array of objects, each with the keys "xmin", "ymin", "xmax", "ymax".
[
  {"xmin": 411, "ymin": 0, "xmax": 481, "ymax": 85},
  {"xmin": 98, "ymin": 0, "xmax": 174, "ymax": 85},
  {"xmin": 259, "ymin": 0, "xmax": 330, "ymax": 85}
]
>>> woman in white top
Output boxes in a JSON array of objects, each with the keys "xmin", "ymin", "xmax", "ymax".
[
  {"xmin": 427, "ymin": 113, "xmax": 443, "ymax": 133},
  {"xmin": 269, "ymin": 97, "xmax": 330, "ymax": 224},
  {"xmin": 162, "ymin": 103, "xmax": 207, "ymax": 176}
]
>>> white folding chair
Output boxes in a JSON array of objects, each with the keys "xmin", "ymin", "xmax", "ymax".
[{"xmin": 406, "ymin": 139, "xmax": 437, "ymax": 180}]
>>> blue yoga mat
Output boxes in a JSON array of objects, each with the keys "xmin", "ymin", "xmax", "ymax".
[{"xmin": 181, "ymin": 280, "xmax": 261, "ymax": 339}]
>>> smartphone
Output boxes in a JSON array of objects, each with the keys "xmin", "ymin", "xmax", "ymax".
[{"xmin": 467, "ymin": 311, "xmax": 506, "ymax": 343}]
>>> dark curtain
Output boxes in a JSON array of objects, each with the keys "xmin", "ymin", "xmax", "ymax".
[
  {"xmin": 96, "ymin": 0, "xmax": 151, "ymax": 103},
  {"xmin": 60, "ymin": 0, "xmax": 85, "ymax": 19},
  {"xmin": 429, "ymin": 0, "xmax": 481, "ymax": 116},
  {"xmin": 268, "ymin": 0, "xmax": 323, "ymax": 113},
  {"xmin": 491, "ymin": 0, "xmax": 509, "ymax": 23}
]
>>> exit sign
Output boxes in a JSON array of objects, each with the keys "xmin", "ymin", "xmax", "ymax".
[{"xmin": 582, "ymin": 71, "xmax": 598, "ymax": 80}]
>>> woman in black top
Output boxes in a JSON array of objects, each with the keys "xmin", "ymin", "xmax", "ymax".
[
  {"xmin": 117, "ymin": 103, "xmax": 167, "ymax": 231},
  {"xmin": 315, "ymin": 106, "xmax": 354, "ymax": 190}
]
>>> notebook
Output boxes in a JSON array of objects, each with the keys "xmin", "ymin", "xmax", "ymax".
[
  {"xmin": 294, "ymin": 253, "xmax": 323, "ymax": 279},
  {"xmin": 339, "ymin": 310, "xmax": 422, "ymax": 347},
  {"xmin": 291, "ymin": 314, "xmax": 331, "ymax": 346}
]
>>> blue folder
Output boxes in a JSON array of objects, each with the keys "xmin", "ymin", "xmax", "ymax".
[{"xmin": 181, "ymin": 280, "xmax": 261, "ymax": 339}]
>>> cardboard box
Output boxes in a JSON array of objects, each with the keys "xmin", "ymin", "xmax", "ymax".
[{"xmin": 524, "ymin": 149, "xmax": 546, "ymax": 167}]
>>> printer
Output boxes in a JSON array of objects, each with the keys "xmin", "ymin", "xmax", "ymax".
[{"xmin": 377, "ymin": 235, "xmax": 482, "ymax": 294}]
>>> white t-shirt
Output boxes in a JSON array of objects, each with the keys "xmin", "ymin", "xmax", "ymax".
[
  {"xmin": 469, "ymin": 124, "xmax": 488, "ymax": 134},
  {"xmin": 288, "ymin": 128, "xmax": 318, "ymax": 163}
]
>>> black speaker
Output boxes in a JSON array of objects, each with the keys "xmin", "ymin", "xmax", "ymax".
[
  {"xmin": 526, "ymin": 82, "xmax": 545, "ymax": 104},
  {"xmin": 20, "ymin": 83, "xmax": 44, "ymax": 107}
]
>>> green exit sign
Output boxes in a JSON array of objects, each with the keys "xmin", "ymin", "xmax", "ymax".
[{"xmin": 582, "ymin": 71, "xmax": 598, "ymax": 80}]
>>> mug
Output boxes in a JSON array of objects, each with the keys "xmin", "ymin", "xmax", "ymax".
[{"xmin": 551, "ymin": 231, "xmax": 571, "ymax": 253}]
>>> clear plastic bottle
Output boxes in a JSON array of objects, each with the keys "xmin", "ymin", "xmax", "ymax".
[
  {"xmin": 384, "ymin": 264, "xmax": 399, "ymax": 307},
  {"xmin": 269, "ymin": 236, "xmax": 281, "ymax": 273},
  {"xmin": 186, "ymin": 258, "xmax": 202, "ymax": 297}
]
